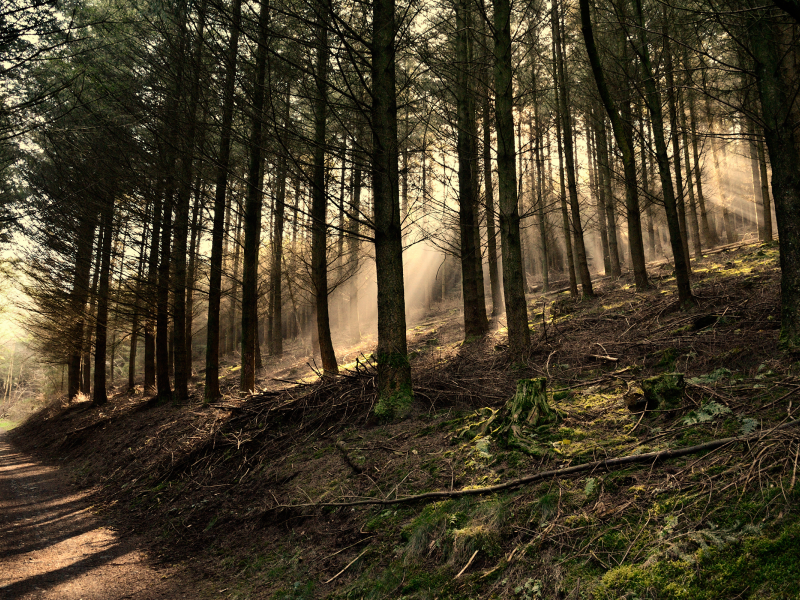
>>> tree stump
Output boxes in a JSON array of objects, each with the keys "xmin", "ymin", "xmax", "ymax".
[
  {"xmin": 456, "ymin": 378, "xmax": 558, "ymax": 455},
  {"xmin": 641, "ymin": 372, "xmax": 685, "ymax": 410}
]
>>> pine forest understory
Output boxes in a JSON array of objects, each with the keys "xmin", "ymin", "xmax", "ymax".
[{"xmin": 3, "ymin": 0, "xmax": 800, "ymax": 597}]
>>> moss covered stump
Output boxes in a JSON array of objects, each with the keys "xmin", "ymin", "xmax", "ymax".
[
  {"xmin": 642, "ymin": 372, "xmax": 685, "ymax": 409},
  {"xmin": 457, "ymin": 378, "xmax": 558, "ymax": 455}
]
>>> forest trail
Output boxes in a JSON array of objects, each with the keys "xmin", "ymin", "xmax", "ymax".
[{"xmin": 0, "ymin": 431, "xmax": 206, "ymax": 600}]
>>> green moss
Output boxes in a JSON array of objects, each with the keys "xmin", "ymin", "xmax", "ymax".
[
  {"xmin": 642, "ymin": 372, "xmax": 685, "ymax": 409},
  {"xmin": 374, "ymin": 383, "xmax": 414, "ymax": 421},
  {"xmin": 595, "ymin": 520, "xmax": 800, "ymax": 599}
]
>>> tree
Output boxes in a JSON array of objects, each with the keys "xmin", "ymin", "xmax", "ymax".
[
  {"xmin": 492, "ymin": 0, "xmax": 530, "ymax": 356},
  {"xmin": 372, "ymin": 0, "xmax": 412, "ymax": 399}
]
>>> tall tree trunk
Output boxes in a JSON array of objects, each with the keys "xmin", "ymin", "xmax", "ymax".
[
  {"xmin": 143, "ymin": 189, "xmax": 162, "ymax": 394},
  {"xmin": 580, "ymin": 0, "xmax": 648, "ymax": 288},
  {"xmin": 757, "ymin": 131, "xmax": 773, "ymax": 241},
  {"xmin": 747, "ymin": 118, "xmax": 766, "ymax": 241},
  {"xmin": 185, "ymin": 175, "xmax": 203, "ymax": 378},
  {"xmin": 632, "ymin": 0, "xmax": 694, "ymax": 306},
  {"xmin": 373, "ymin": 0, "xmax": 412, "ymax": 397},
  {"xmin": 481, "ymin": 20, "xmax": 502, "ymax": 315},
  {"xmin": 128, "ymin": 212, "xmax": 149, "ymax": 392},
  {"xmin": 593, "ymin": 111, "xmax": 622, "ymax": 277},
  {"xmin": 156, "ymin": 196, "xmax": 173, "ymax": 399},
  {"xmin": 172, "ymin": 0, "xmax": 207, "ymax": 403},
  {"xmin": 687, "ymin": 89, "xmax": 716, "ymax": 247},
  {"xmin": 92, "ymin": 198, "xmax": 115, "ymax": 407},
  {"xmin": 456, "ymin": 0, "xmax": 489, "ymax": 339},
  {"xmin": 587, "ymin": 117, "xmax": 610, "ymax": 274},
  {"xmin": 703, "ymin": 97, "xmax": 736, "ymax": 245},
  {"xmin": 241, "ymin": 0, "xmax": 270, "ymax": 392},
  {"xmin": 492, "ymin": 0, "xmax": 529, "ymax": 355},
  {"xmin": 554, "ymin": 1, "xmax": 592, "ymax": 295},
  {"xmin": 347, "ymin": 134, "xmax": 363, "ymax": 344},
  {"xmin": 82, "ymin": 240, "xmax": 103, "ymax": 395},
  {"xmin": 203, "ymin": 2, "xmax": 241, "ymax": 398},
  {"xmin": 679, "ymin": 91, "xmax": 702, "ymax": 257},
  {"xmin": 204, "ymin": 0, "xmax": 241, "ymax": 398},
  {"xmin": 748, "ymin": 8, "xmax": 800, "ymax": 346},
  {"xmin": 310, "ymin": 0, "xmax": 338, "ymax": 374},
  {"xmin": 663, "ymin": 12, "xmax": 691, "ymax": 266},
  {"xmin": 533, "ymin": 78, "xmax": 550, "ymax": 292},
  {"xmin": 67, "ymin": 217, "xmax": 96, "ymax": 400},
  {"xmin": 269, "ymin": 86, "xmax": 290, "ymax": 356}
]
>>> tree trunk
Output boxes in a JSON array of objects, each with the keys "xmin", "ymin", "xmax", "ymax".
[
  {"xmin": 82, "ymin": 239, "xmax": 103, "ymax": 395},
  {"xmin": 269, "ymin": 87, "xmax": 290, "ymax": 357},
  {"xmin": 92, "ymin": 199, "xmax": 115, "ymax": 406},
  {"xmin": 747, "ymin": 118, "xmax": 766, "ymax": 241},
  {"xmin": 156, "ymin": 193, "xmax": 173, "ymax": 399},
  {"xmin": 592, "ymin": 110, "xmax": 622, "ymax": 277},
  {"xmin": 204, "ymin": 0, "xmax": 241, "ymax": 401},
  {"xmin": 347, "ymin": 133, "xmax": 363, "ymax": 344},
  {"xmin": 687, "ymin": 88, "xmax": 717, "ymax": 247},
  {"xmin": 67, "ymin": 217, "xmax": 96, "ymax": 400},
  {"xmin": 679, "ymin": 90, "xmax": 702, "ymax": 257},
  {"xmin": 373, "ymin": 0, "xmax": 412, "ymax": 397},
  {"xmin": 310, "ymin": 0, "xmax": 338, "ymax": 375},
  {"xmin": 632, "ymin": 0, "xmax": 694, "ymax": 306},
  {"xmin": 172, "ymin": 0, "xmax": 206, "ymax": 403},
  {"xmin": 757, "ymin": 131, "xmax": 773, "ymax": 241},
  {"xmin": 580, "ymin": 0, "xmax": 648, "ymax": 288},
  {"xmin": 553, "ymin": 0, "xmax": 593, "ymax": 295},
  {"xmin": 241, "ymin": 0, "xmax": 270, "ymax": 392},
  {"xmin": 663, "ymin": 13, "xmax": 691, "ymax": 267},
  {"xmin": 748, "ymin": 9, "xmax": 800, "ymax": 346},
  {"xmin": 587, "ymin": 117, "xmax": 610, "ymax": 274},
  {"xmin": 481, "ymin": 21, "xmax": 502, "ymax": 315},
  {"xmin": 456, "ymin": 0, "xmax": 489, "ymax": 339}
]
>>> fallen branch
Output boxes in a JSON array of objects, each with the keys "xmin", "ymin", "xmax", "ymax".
[
  {"xmin": 279, "ymin": 418, "xmax": 800, "ymax": 509},
  {"xmin": 336, "ymin": 440, "xmax": 364, "ymax": 474}
]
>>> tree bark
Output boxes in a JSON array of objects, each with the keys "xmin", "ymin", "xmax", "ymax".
[
  {"xmin": 310, "ymin": 0, "xmax": 338, "ymax": 374},
  {"xmin": 632, "ymin": 0, "xmax": 694, "ymax": 306},
  {"xmin": 373, "ymin": 0, "xmax": 412, "ymax": 397},
  {"xmin": 481, "ymin": 19, "xmax": 502, "ymax": 314},
  {"xmin": 580, "ymin": 0, "xmax": 649, "ymax": 289},
  {"xmin": 241, "ymin": 0, "xmax": 270, "ymax": 392},
  {"xmin": 757, "ymin": 132, "xmax": 773, "ymax": 241},
  {"xmin": 748, "ymin": 8, "xmax": 800, "ymax": 346},
  {"xmin": 171, "ymin": 0, "xmax": 206, "ymax": 403},
  {"xmin": 456, "ymin": 0, "xmax": 489, "ymax": 339},
  {"xmin": 553, "ymin": 0, "xmax": 593, "ymax": 296},
  {"xmin": 67, "ymin": 216, "xmax": 96, "ymax": 400},
  {"xmin": 204, "ymin": 0, "xmax": 241, "ymax": 401},
  {"xmin": 687, "ymin": 89, "xmax": 716, "ymax": 247},
  {"xmin": 92, "ymin": 197, "xmax": 115, "ymax": 406}
]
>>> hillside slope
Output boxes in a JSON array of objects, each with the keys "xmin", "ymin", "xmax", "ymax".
[{"xmin": 11, "ymin": 240, "xmax": 800, "ymax": 600}]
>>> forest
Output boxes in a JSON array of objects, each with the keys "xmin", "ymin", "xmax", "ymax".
[{"xmin": 1, "ymin": 0, "xmax": 800, "ymax": 597}]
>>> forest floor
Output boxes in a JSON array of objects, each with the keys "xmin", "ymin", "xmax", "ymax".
[{"xmin": 6, "ymin": 239, "xmax": 800, "ymax": 599}]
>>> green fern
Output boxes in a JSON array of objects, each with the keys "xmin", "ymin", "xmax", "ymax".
[{"xmin": 682, "ymin": 401, "xmax": 731, "ymax": 425}]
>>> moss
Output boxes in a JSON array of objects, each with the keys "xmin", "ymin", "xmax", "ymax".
[
  {"xmin": 374, "ymin": 383, "xmax": 414, "ymax": 421},
  {"xmin": 595, "ymin": 520, "xmax": 800, "ymax": 599},
  {"xmin": 642, "ymin": 372, "xmax": 685, "ymax": 409}
]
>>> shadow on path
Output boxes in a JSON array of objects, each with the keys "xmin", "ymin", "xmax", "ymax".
[{"xmin": 0, "ymin": 432, "xmax": 209, "ymax": 600}]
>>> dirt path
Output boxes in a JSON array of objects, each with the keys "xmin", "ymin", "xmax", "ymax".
[{"xmin": 0, "ymin": 431, "xmax": 212, "ymax": 600}]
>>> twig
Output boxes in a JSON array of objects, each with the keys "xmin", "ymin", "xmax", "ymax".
[
  {"xmin": 324, "ymin": 547, "xmax": 369, "ymax": 584},
  {"xmin": 322, "ymin": 536, "xmax": 374, "ymax": 560},
  {"xmin": 456, "ymin": 550, "xmax": 479, "ymax": 578}
]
